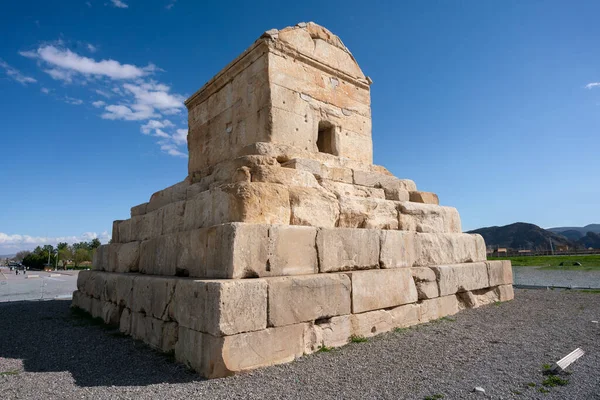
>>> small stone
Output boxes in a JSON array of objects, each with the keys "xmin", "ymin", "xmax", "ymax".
[{"xmin": 473, "ymin": 387, "xmax": 486, "ymax": 394}]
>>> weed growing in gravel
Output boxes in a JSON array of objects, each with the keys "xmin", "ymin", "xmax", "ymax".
[
  {"xmin": 394, "ymin": 327, "xmax": 409, "ymax": 334},
  {"xmin": 349, "ymin": 335, "xmax": 368, "ymax": 343},
  {"xmin": 579, "ymin": 289, "xmax": 600, "ymax": 294},
  {"xmin": 423, "ymin": 394, "xmax": 444, "ymax": 400},
  {"xmin": 0, "ymin": 369, "xmax": 19, "ymax": 376},
  {"xmin": 542, "ymin": 363, "xmax": 552, "ymax": 371},
  {"xmin": 527, "ymin": 382, "xmax": 536, "ymax": 387},
  {"xmin": 538, "ymin": 387, "xmax": 550, "ymax": 393},
  {"xmin": 542, "ymin": 375, "xmax": 569, "ymax": 387},
  {"xmin": 317, "ymin": 345, "xmax": 333, "ymax": 353}
]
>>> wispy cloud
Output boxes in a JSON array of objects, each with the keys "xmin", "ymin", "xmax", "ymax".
[
  {"xmin": 0, "ymin": 59, "xmax": 37, "ymax": 85},
  {"xmin": 21, "ymin": 42, "xmax": 188, "ymax": 158},
  {"xmin": 0, "ymin": 231, "xmax": 110, "ymax": 253},
  {"xmin": 585, "ymin": 82, "xmax": 600, "ymax": 89},
  {"xmin": 166, "ymin": 0, "xmax": 176, "ymax": 9},
  {"xmin": 41, "ymin": 87, "xmax": 51, "ymax": 94},
  {"xmin": 87, "ymin": 43, "xmax": 97, "ymax": 53},
  {"xmin": 21, "ymin": 45, "xmax": 154, "ymax": 80},
  {"xmin": 110, "ymin": 0, "xmax": 128, "ymax": 8}
]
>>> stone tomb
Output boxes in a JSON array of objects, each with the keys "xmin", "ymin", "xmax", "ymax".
[{"xmin": 72, "ymin": 22, "xmax": 514, "ymax": 378}]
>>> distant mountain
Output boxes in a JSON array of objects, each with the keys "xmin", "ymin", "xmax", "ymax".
[
  {"xmin": 578, "ymin": 232, "xmax": 600, "ymax": 249},
  {"xmin": 467, "ymin": 222, "xmax": 573, "ymax": 250},
  {"xmin": 548, "ymin": 224, "xmax": 600, "ymax": 235},
  {"xmin": 559, "ymin": 229, "xmax": 585, "ymax": 241}
]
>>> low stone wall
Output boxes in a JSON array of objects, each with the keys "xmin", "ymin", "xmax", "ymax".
[{"xmin": 72, "ymin": 260, "xmax": 513, "ymax": 378}]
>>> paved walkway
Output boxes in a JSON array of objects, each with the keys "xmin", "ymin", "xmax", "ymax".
[
  {"xmin": 0, "ymin": 267, "xmax": 79, "ymax": 302},
  {"xmin": 513, "ymin": 266, "xmax": 600, "ymax": 288}
]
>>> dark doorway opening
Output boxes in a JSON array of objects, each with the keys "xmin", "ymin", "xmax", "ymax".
[{"xmin": 317, "ymin": 121, "xmax": 335, "ymax": 155}]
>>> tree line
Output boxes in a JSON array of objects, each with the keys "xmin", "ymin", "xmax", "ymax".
[{"xmin": 14, "ymin": 239, "xmax": 101, "ymax": 269}]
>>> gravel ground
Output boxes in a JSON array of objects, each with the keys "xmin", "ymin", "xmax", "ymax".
[
  {"xmin": 0, "ymin": 289, "xmax": 599, "ymax": 400},
  {"xmin": 513, "ymin": 267, "xmax": 600, "ymax": 288}
]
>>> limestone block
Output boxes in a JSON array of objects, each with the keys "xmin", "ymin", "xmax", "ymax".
[
  {"xmin": 118, "ymin": 219, "xmax": 133, "ymax": 243},
  {"xmin": 353, "ymin": 170, "xmax": 417, "ymax": 192},
  {"xmin": 131, "ymin": 202, "xmax": 148, "ymax": 217},
  {"xmin": 497, "ymin": 284, "xmax": 514, "ymax": 301},
  {"xmin": 101, "ymin": 301, "xmax": 120, "ymax": 326},
  {"xmin": 71, "ymin": 290, "xmax": 91, "ymax": 312},
  {"xmin": 267, "ymin": 274, "xmax": 351, "ymax": 327},
  {"xmin": 338, "ymin": 196, "xmax": 398, "ymax": 229},
  {"xmin": 138, "ymin": 234, "xmax": 178, "ymax": 276},
  {"xmin": 162, "ymin": 200, "xmax": 186, "ymax": 235},
  {"xmin": 119, "ymin": 307, "xmax": 132, "ymax": 334},
  {"xmin": 202, "ymin": 323, "xmax": 306, "ymax": 378},
  {"xmin": 414, "ymin": 233, "xmax": 487, "ymax": 266},
  {"xmin": 456, "ymin": 291, "xmax": 478, "ymax": 309},
  {"xmin": 321, "ymin": 165, "xmax": 353, "ymax": 183},
  {"xmin": 131, "ymin": 209, "xmax": 164, "ymax": 242},
  {"xmin": 384, "ymin": 187, "xmax": 409, "ymax": 202},
  {"xmin": 418, "ymin": 295, "xmax": 459, "ymax": 323},
  {"xmin": 92, "ymin": 245, "xmax": 108, "ymax": 271},
  {"xmin": 411, "ymin": 267, "xmax": 439, "ymax": 299},
  {"xmin": 281, "ymin": 158, "xmax": 322, "ymax": 177},
  {"xmin": 266, "ymin": 225, "xmax": 318, "ymax": 276},
  {"xmin": 251, "ymin": 165, "xmax": 319, "ymax": 188},
  {"xmin": 88, "ymin": 271, "xmax": 105, "ymax": 300},
  {"xmin": 348, "ymin": 269, "xmax": 418, "ymax": 313},
  {"xmin": 90, "ymin": 297, "xmax": 103, "ymax": 320},
  {"xmin": 77, "ymin": 270, "xmax": 92, "ymax": 294},
  {"xmin": 131, "ymin": 311, "xmax": 178, "ymax": 352},
  {"xmin": 146, "ymin": 180, "xmax": 188, "ymax": 213},
  {"xmin": 379, "ymin": 231, "xmax": 417, "ymax": 269},
  {"xmin": 388, "ymin": 303, "xmax": 420, "ymax": 328},
  {"xmin": 430, "ymin": 262, "xmax": 489, "ymax": 296},
  {"xmin": 184, "ymin": 183, "xmax": 290, "ymax": 231},
  {"xmin": 409, "ymin": 191, "xmax": 439, "ymax": 205},
  {"xmin": 289, "ymin": 187, "xmax": 339, "ymax": 228},
  {"xmin": 100, "ymin": 272, "xmax": 117, "ymax": 303},
  {"xmin": 174, "ymin": 278, "xmax": 268, "ymax": 336},
  {"xmin": 112, "ymin": 220, "xmax": 122, "ymax": 244},
  {"xmin": 351, "ymin": 309, "xmax": 392, "ymax": 337},
  {"xmin": 131, "ymin": 276, "xmax": 177, "ymax": 321},
  {"xmin": 314, "ymin": 315, "xmax": 352, "ymax": 348},
  {"xmin": 487, "ymin": 260, "xmax": 513, "ymax": 287},
  {"xmin": 317, "ymin": 228, "xmax": 380, "ymax": 272},
  {"xmin": 398, "ymin": 202, "xmax": 461, "ymax": 233},
  {"xmin": 114, "ymin": 274, "xmax": 135, "ymax": 308},
  {"xmin": 107, "ymin": 241, "xmax": 140, "ymax": 273},
  {"xmin": 319, "ymin": 180, "xmax": 385, "ymax": 199}
]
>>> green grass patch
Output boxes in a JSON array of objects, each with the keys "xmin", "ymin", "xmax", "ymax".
[
  {"xmin": 489, "ymin": 254, "xmax": 600, "ymax": 270},
  {"xmin": 317, "ymin": 345, "xmax": 333, "ymax": 353},
  {"xmin": 542, "ymin": 363, "xmax": 552, "ymax": 371},
  {"xmin": 578, "ymin": 289, "xmax": 600, "ymax": 294},
  {"xmin": 394, "ymin": 327, "xmax": 409, "ymax": 334},
  {"xmin": 527, "ymin": 382, "xmax": 536, "ymax": 387},
  {"xmin": 349, "ymin": 335, "xmax": 368, "ymax": 343},
  {"xmin": 542, "ymin": 375, "xmax": 569, "ymax": 387},
  {"xmin": 538, "ymin": 387, "xmax": 550, "ymax": 393},
  {"xmin": 0, "ymin": 369, "xmax": 19, "ymax": 376},
  {"xmin": 424, "ymin": 394, "xmax": 444, "ymax": 400}
]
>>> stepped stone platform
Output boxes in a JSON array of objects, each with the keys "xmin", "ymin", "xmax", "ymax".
[{"xmin": 72, "ymin": 22, "xmax": 514, "ymax": 379}]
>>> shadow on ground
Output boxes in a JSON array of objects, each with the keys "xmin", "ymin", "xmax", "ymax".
[{"xmin": 0, "ymin": 299, "xmax": 201, "ymax": 387}]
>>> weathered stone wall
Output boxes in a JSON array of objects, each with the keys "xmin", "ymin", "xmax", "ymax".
[{"xmin": 73, "ymin": 260, "xmax": 513, "ymax": 378}]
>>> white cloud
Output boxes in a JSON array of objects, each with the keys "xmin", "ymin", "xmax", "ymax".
[
  {"xmin": 172, "ymin": 128, "xmax": 187, "ymax": 145},
  {"xmin": 110, "ymin": 0, "xmax": 128, "ymax": 8},
  {"xmin": 65, "ymin": 96, "xmax": 83, "ymax": 105},
  {"xmin": 123, "ymin": 81, "xmax": 185, "ymax": 111},
  {"xmin": 44, "ymin": 68, "xmax": 74, "ymax": 83},
  {"xmin": 92, "ymin": 100, "xmax": 106, "ymax": 107},
  {"xmin": 159, "ymin": 142, "xmax": 187, "ymax": 158},
  {"xmin": 41, "ymin": 87, "xmax": 50, "ymax": 94},
  {"xmin": 87, "ymin": 43, "xmax": 97, "ymax": 53},
  {"xmin": 585, "ymin": 82, "xmax": 600, "ymax": 89},
  {"xmin": 24, "ymin": 45, "xmax": 153, "ymax": 80},
  {"xmin": 95, "ymin": 89, "xmax": 111, "ymax": 98},
  {"xmin": 0, "ymin": 59, "xmax": 37, "ymax": 85},
  {"xmin": 140, "ymin": 119, "xmax": 174, "ymax": 134},
  {"xmin": 0, "ymin": 231, "xmax": 111, "ymax": 253},
  {"xmin": 154, "ymin": 128, "xmax": 171, "ymax": 138},
  {"xmin": 101, "ymin": 104, "xmax": 157, "ymax": 121}
]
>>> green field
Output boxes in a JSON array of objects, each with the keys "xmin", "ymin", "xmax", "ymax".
[{"xmin": 489, "ymin": 254, "xmax": 600, "ymax": 271}]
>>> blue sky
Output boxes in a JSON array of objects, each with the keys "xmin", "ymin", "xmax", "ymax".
[{"xmin": 1, "ymin": 0, "xmax": 599, "ymax": 253}]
